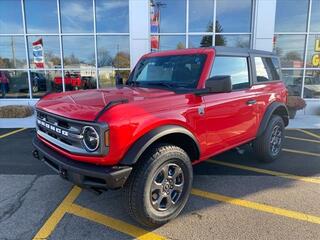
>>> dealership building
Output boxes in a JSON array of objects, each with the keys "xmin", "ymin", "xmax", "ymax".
[{"xmin": 0, "ymin": 0, "xmax": 319, "ymax": 114}]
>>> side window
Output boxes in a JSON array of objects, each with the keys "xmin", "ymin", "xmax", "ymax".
[
  {"xmin": 210, "ymin": 56, "xmax": 250, "ymax": 90},
  {"xmin": 255, "ymin": 57, "xmax": 280, "ymax": 82}
]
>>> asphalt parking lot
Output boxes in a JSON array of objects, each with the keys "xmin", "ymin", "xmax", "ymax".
[{"xmin": 0, "ymin": 128, "xmax": 320, "ymax": 240}]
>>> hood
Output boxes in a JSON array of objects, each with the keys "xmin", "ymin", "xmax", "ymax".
[{"xmin": 36, "ymin": 87, "xmax": 175, "ymax": 121}]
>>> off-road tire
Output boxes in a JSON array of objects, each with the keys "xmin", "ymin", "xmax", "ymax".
[
  {"xmin": 123, "ymin": 143, "xmax": 193, "ymax": 227},
  {"xmin": 253, "ymin": 115, "xmax": 285, "ymax": 163}
]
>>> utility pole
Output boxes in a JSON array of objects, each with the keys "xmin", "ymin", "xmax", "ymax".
[{"xmin": 11, "ymin": 36, "xmax": 16, "ymax": 68}]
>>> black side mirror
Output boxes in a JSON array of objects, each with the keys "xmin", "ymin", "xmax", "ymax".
[
  {"xmin": 195, "ymin": 75, "xmax": 232, "ymax": 95},
  {"xmin": 205, "ymin": 75, "xmax": 232, "ymax": 93}
]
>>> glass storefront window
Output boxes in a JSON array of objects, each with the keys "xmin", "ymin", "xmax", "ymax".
[
  {"xmin": 28, "ymin": 36, "xmax": 61, "ymax": 69},
  {"xmin": 96, "ymin": 0, "xmax": 129, "ymax": 33},
  {"xmin": 63, "ymin": 36, "xmax": 95, "ymax": 68},
  {"xmin": 282, "ymin": 70, "xmax": 303, "ymax": 96},
  {"xmin": 0, "ymin": 0, "xmax": 23, "ymax": 34},
  {"xmin": 189, "ymin": 0, "xmax": 213, "ymax": 33},
  {"xmin": 0, "ymin": 37, "xmax": 27, "ymax": 69},
  {"xmin": 30, "ymin": 70, "xmax": 62, "ymax": 98},
  {"xmin": 60, "ymin": 0, "xmax": 93, "ymax": 33},
  {"xmin": 216, "ymin": 0, "xmax": 252, "ymax": 33},
  {"xmin": 275, "ymin": 0, "xmax": 309, "ymax": 32},
  {"xmin": 310, "ymin": 0, "xmax": 320, "ymax": 32},
  {"xmin": 1, "ymin": 70, "xmax": 29, "ymax": 98},
  {"xmin": 189, "ymin": 35, "xmax": 213, "ymax": 48},
  {"xmin": 25, "ymin": 0, "xmax": 58, "ymax": 33},
  {"xmin": 60, "ymin": 70, "xmax": 97, "ymax": 91},
  {"xmin": 273, "ymin": 35, "xmax": 306, "ymax": 68},
  {"xmin": 150, "ymin": 0, "xmax": 186, "ymax": 33},
  {"xmin": 215, "ymin": 35, "xmax": 250, "ymax": 48},
  {"xmin": 99, "ymin": 69, "xmax": 130, "ymax": 88},
  {"xmin": 304, "ymin": 70, "xmax": 320, "ymax": 98},
  {"xmin": 97, "ymin": 36, "xmax": 130, "ymax": 68},
  {"xmin": 151, "ymin": 35, "xmax": 186, "ymax": 51}
]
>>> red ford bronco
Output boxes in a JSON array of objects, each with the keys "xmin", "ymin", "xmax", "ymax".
[{"xmin": 33, "ymin": 47, "xmax": 288, "ymax": 227}]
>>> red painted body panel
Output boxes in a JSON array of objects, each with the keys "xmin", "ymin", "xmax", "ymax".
[{"xmin": 36, "ymin": 48, "xmax": 287, "ymax": 166}]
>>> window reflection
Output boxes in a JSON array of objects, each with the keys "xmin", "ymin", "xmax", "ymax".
[
  {"xmin": 25, "ymin": 0, "xmax": 58, "ymax": 33},
  {"xmin": 99, "ymin": 69, "xmax": 130, "ymax": 88},
  {"xmin": 304, "ymin": 70, "xmax": 320, "ymax": 98},
  {"xmin": 273, "ymin": 35, "xmax": 306, "ymax": 68},
  {"xmin": 189, "ymin": 35, "xmax": 212, "ymax": 48},
  {"xmin": 282, "ymin": 70, "xmax": 303, "ymax": 96},
  {"xmin": 30, "ymin": 70, "xmax": 62, "ymax": 98},
  {"xmin": 1, "ymin": 71, "xmax": 29, "ymax": 98},
  {"xmin": 189, "ymin": 0, "xmax": 213, "ymax": 32},
  {"xmin": 275, "ymin": 0, "xmax": 308, "ymax": 32},
  {"xmin": 211, "ymin": 56, "xmax": 249, "ymax": 90},
  {"xmin": 310, "ymin": 0, "xmax": 320, "ymax": 32},
  {"xmin": 216, "ymin": 0, "xmax": 252, "ymax": 33},
  {"xmin": 0, "ymin": 37, "xmax": 27, "ymax": 69},
  {"xmin": 150, "ymin": 0, "xmax": 186, "ymax": 33},
  {"xmin": 97, "ymin": 36, "xmax": 130, "ymax": 68},
  {"xmin": 96, "ymin": 0, "xmax": 129, "ymax": 33},
  {"xmin": 151, "ymin": 35, "xmax": 185, "ymax": 51},
  {"xmin": 60, "ymin": 0, "xmax": 93, "ymax": 33},
  {"xmin": 62, "ymin": 36, "xmax": 95, "ymax": 68},
  {"xmin": 28, "ymin": 36, "xmax": 61, "ymax": 68},
  {"xmin": 55, "ymin": 70, "xmax": 97, "ymax": 92},
  {"xmin": 0, "ymin": 0, "xmax": 23, "ymax": 34},
  {"xmin": 215, "ymin": 35, "xmax": 250, "ymax": 48}
]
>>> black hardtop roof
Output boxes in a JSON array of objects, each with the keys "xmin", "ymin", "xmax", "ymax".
[{"xmin": 213, "ymin": 46, "xmax": 277, "ymax": 57}]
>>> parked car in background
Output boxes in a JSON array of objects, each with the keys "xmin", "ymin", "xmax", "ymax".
[
  {"xmin": 9, "ymin": 72, "xmax": 47, "ymax": 93},
  {"xmin": 53, "ymin": 72, "xmax": 82, "ymax": 91}
]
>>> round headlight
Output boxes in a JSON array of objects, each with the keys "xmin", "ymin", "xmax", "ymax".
[{"xmin": 82, "ymin": 126, "xmax": 99, "ymax": 152}]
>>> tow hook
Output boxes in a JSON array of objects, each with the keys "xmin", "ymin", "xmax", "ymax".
[{"xmin": 33, "ymin": 150, "xmax": 39, "ymax": 159}]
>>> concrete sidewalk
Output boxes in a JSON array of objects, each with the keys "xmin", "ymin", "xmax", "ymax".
[
  {"xmin": 0, "ymin": 113, "xmax": 319, "ymax": 129},
  {"xmin": 0, "ymin": 114, "xmax": 36, "ymax": 128}
]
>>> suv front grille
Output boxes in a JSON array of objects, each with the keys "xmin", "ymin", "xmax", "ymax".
[{"xmin": 36, "ymin": 109, "xmax": 108, "ymax": 156}]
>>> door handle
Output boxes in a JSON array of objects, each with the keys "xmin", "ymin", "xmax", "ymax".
[{"xmin": 246, "ymin": 99, "xmax": 256, "ymax": 105}]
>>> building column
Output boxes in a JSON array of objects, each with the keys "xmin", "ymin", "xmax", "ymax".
[
  {"xmin": 253, "ymin": 0, "xmax": 277, "ymax": 51},
  {"xmin": 129, "ymin": 0, "xmax": 150, "ymax": 69}
]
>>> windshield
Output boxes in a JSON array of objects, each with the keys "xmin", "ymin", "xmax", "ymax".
[{"xmin": 129, "ymin": 54, "xmax": 206, "ymax": 89}]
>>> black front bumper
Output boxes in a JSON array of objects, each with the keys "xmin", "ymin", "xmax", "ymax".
[{"xmin": 32, "ymin": 137, "xmax": 132, "ymax": 190}]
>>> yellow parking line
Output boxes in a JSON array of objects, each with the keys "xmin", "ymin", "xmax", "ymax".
[
  {"xmin": 191, "ymin": 188, "xmax": 320, "ymax": 225},
  {"xmin": 283, "ymin": 148, "xmax": 320, "ymax": 157},
  {"xmin": 285, "ymin": 136, "xmax": 320, "ymax": 144},
  {"xmin": 0, "ymin": 128, "xmax": 26, "ymax": 139},
  {"xmin": 207, "ymin": 160, "xmax": 320, "ymax": 184},
  {"xmin": 33, "ymin": 186, "xmax": 82, "ymax": 240},
  {"xmin": 33, "ymin": 185, "xmax": 166, "ymax": 240},
  {"xmin": 68, "ymin": 204, "xmax": 166, "ymax": 240},
  {"xmin": 296, "ymin": 129, "xmax": 320, "ymax": 140}
]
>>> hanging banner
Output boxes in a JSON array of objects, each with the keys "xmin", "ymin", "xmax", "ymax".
[
  {"xmin": 151, "ymin": 36, "xmax": 159, "ymax": 50},
  {"xmin": 32, "ymin": 38, "xmax": 44, "ymax": 68},
  {"xmin": 150, "ymin": 1, "xmax": 160, "ymax": 51}
]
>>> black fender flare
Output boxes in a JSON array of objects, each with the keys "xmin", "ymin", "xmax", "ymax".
[
  {"xmin": 120, "ymin": 125, "xmax": 200, "ymax": 165},
  {"xmin": 257, "ymin": 101, "xmax": 289, "ymax": 137}
]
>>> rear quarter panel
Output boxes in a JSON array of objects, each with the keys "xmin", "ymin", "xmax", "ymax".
[{"xmin": 252, "ymin": 81, "xmax": 288, "ymax": 134}]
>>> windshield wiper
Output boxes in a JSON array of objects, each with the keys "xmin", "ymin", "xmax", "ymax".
[{"xmin": 142, "ymin": 81, "xmax": 177, "ymax": 89}]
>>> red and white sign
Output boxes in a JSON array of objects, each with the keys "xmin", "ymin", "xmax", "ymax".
[{"xmin": 32, "ymin": 38, "xmax": 44, "ymax": 68}]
